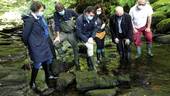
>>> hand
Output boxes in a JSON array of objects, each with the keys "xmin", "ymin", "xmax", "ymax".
[
  {"xmin": 53, "ymin": 35, "xmax": 60, "ymax": 43},
  {"xmin": 145, "ymin": 27, "xmax": 151, "ymax": 32},
  {"xmin": 101, "ymin": 23, "xmax": 106, "ymax": 30},
  {"xmin": 133, "ymin": 28, "xmax": 138, "ymax": 33},
  {"xmin": 88, "ymin": 37, "xmax": 94, "ymax": 44},
  {"xmin": 114, "ymin": 38, "xmax": 119, "ymax": 44},
  {"xmin": 125, "ymin": 39, "xmax": 130, "ymax": 45}
]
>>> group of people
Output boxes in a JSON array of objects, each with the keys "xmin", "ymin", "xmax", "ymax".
[{"xmin": 22, "ymin": 0, "xmax": 154, "ymax": 91}]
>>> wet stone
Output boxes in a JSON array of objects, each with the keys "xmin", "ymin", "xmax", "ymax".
[
  {"xmin": 75, "ymin": 71, "xmax": 117, "ymax": 92},
  {"xmin": 85, "ymin": 88, "xmax": 118, "ymax": 96}
]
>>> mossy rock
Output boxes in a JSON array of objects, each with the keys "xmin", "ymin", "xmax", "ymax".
[
  {"xmin": 85, "ymin": 88, "xmax": 117, "ymax": 96},
  {"xmin": 156, "ymin": 18, "xmax": 170, "ymax": 34},
  {"xmin": 152, "ymin": 11, "xmax": 167, "ymax": 29},
  {"xmin": 57, "ymin": 72, "xmax": 76, "ymax": 89},
  {"xmin": 117, "ymin": 74, "xmax": 131, "ymax": 82},
  {"xmin": 75, "ymin": 71, "xmax": 117, "ymax": 91},
  {"xmin": 155, "ymin": 35, "xmax": 170, "ymax": 44}
]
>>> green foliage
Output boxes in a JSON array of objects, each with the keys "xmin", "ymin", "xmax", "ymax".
[
  {"xmin": 0, "ymin": 0, "xmax": 28, "ymax": 15},
  {"xmin": 166, "ymin": 11, "xmax": 170, "ymax": 18},
  {"xmin": 149, "ymin": 0, "xmax": 158, "ymax": 3},
  {"xmin": 118, "ymin": 0, "xmax": 136, "ymax": 8},
  {"xmin": 152, "ymin": 0, "xmax": 170, "ymax": 11},
  {"xmin": 155, "ymin": 4, "xmax": 170, "ymax": 12},
  {"xmin": 152, "ymin": 11, "xmax": 167, "ymax": 29},
  {"xmin": 37, "ymin": 0, "xmax": 56, "ymax": 17},
  {"xmin": 110, "ymin": 0, "xmax": 136, "ymax": 15},
  {"xmin": 110, "ymin": 5, "xmax": 116, "ymax": 15},
  {"xmin": 156, "ymin": 18, "xmax": 170, "ymax": 33},
  {"xmin": 33, "ymin": 0, "xmax": 77, "ymax": 17}
]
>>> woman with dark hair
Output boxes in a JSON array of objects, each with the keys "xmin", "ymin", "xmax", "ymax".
[
  {"xmin": 22, "ymin": 1, "xmax": 55, "ymax": 90},
  {"xmin": 94, "ymin": 4, "xmax": 108, "ymax": 64}
]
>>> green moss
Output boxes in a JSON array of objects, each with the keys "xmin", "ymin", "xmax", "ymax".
[
  {"xmin": 75, "ymin": 71, "xmax": 117, "ymax": 91},
  {"xmin": 0, "ymin": 42, "xmax": 25, "ymax": 57},
  {"xmin": 156, "ymin": 18, "xmax": 170, "ymax": 33},
  {"xmin": 105, "ymin": 44, "xmax": 119, "ymax": 72},
  {"xmin": 57, "ymin": 72, "xmax": 75, "ymax": 88}
]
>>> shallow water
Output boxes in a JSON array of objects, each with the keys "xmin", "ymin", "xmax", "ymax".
[{"xmin": 0, "ymin": 29, "xmax": 170, "ymax": 96}]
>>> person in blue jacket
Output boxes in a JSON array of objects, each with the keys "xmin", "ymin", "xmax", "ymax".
[
  {"xmin": 22, "ymin": 1, "xmax": 55, "ymax": 90},
  {"xmin": 76, "ymin": 6, "xmax": 98, "ymax": 71}
]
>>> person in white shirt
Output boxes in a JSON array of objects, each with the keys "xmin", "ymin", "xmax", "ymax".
[{"xmin": 129, "ymin": 0, "xmax": 154, "ymax": 58}]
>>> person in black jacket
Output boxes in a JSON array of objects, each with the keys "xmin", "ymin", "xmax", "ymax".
[
  {"xmin": 94, "ymin": 4, "xmax": 108, "ymax": 64},
  {"xmin": 110, "ymin": 6, "xmax": 133, "ymax": 71},
  {"xmin": 22, "ymin": 1, "xmax": 55, "ymax": 90}
]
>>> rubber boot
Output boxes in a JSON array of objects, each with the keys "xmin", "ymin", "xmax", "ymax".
[
  {"xmin": 96, "ymin": 52, "xmax": 101, "ymax": 64},
  {"xmin": 42, "ymin": 64, "xmax": 53, "ymax": 88},
  {"xmin": 30, "ymin": 67, "xmax": 39, "ymax": 89},
  {"xmin": 135, "ymin": 46, "xmax": 141, "ymax": 59},
  {"xmin": 147, "ymin": 43, "xmax": 153, "ymax": 57},
  {"xmin": 101, "ymin": 49, "xmax": 105, "ymax": 58},
  {"xmin": 124, "ymin": 52, "xmax": 131, "ymax": 73},
  {"xmin": 87, "ymin": 56, "xmax": 96, "ymax": 71},
  {"xmin": 49, "ymin": 63, "xmax": 58, "ymax": 79}
]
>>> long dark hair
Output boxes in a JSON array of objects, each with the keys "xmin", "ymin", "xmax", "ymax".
[{"xmin": 94, "ymin": 4, "xmax": 108, "ymax": 24}]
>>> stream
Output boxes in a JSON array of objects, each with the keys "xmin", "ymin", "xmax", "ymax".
[{"xmin": 0, "ymin": 29, "xmax": 170, "ymax": 96}]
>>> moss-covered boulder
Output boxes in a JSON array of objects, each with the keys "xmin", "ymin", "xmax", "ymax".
[
  {"xmin": 85, "ymin": 88, "xmax": 117, "ymax": 96},
  {"xmin": 156, "ymin": 18, "xmax": 170, "ymax": 34},
  {"xmin": 152, "ymin": 11, "xmax": 167, "ymax": 29},
  {"xmin": 155, "ymin": 35, "xmax": 170, "ymax": 44},
  {"xmin": 75, "ymin": 71, "xmax": 117, "ymax": 91},
  {"xmin": 56, "ymin": 72, "xmax": 75, "ymax": 90}
]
